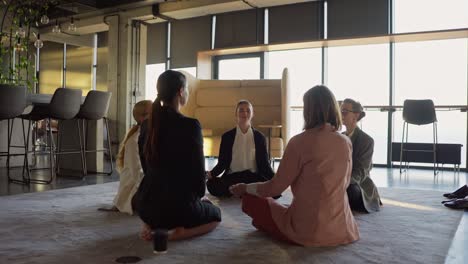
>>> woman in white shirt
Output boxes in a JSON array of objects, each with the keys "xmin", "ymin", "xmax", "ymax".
[
  {"xmin": 100, "ymin": 100, "xmax": 152, "ymax": 214},
  {"xmin": 206, "ymin": 100, "xmax": 275, "ymax": 197}
]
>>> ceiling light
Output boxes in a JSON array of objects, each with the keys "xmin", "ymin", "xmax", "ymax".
[
  {"xmin": 15, "ymin": 38, "xmax": 23, "ymax": 52},
  {"xmin": 68, "ymin": 17, "xmax": 76, "ymax": 32},
  {"xmin": 16, "ymin": 25, "xmax": 26, "ymax": 38},
  {"xmin": 34, "ymin": 34, "xmax": 43, "ymax": 49},
  {"xmin": 52, "ymin": 20, "xmax": 61, "ymax": 33},
  {"xmin": 40, "ymin": 15, "xmax": 49, "ymax": 25}
]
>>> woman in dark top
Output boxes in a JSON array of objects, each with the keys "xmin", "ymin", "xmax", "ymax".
[
  {"xmin": 341, "ymin": 98, "xmax": 381, "ymax": 213},
  {"xmin": 206, "ymin": 100, "xmax": 275, "ymax": 197},
  {"xmin": 135, "ymin": 70, "xmax": 221, "ymax": 252}
]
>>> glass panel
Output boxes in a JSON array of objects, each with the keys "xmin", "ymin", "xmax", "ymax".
[
  {"xmin": 96, "ymin": 44, "xmax": 108, "ymax": 92},
  {"xmin": 39, "ymin": 41, "xmax": 64, "ymax": 94},
  {"xmin": 145, "ymin": 63, "xmax": 166, "ymax": 101},
  {"xmin": 393, "ymin": 110, "xmax": 467, "ymax": 168},
  {"xmin": 328, "ymin": 44, "xmax": 389, "ymax": 164},
  {"xmin": 267, "ymin": 48, "xmax": 322, "ymax": 105},
  {"xmin": 267, "ymin": 48, "xmax": 322, "ymax": 140},
  {"xmin": 394, "ymin": 0, "xmax": 468, "ymax": 33},
  {"xmin": 394, "ymin": 38, "xmax": 467, "ymax": 168},
  {"xmin": 395, "ymin": 39, "xmax": 468, "ymax": 106},
  {"xmin": 218, "ymin": 57, "xmax": 260, "ymax": 80},
  {"xmin": 290, "ymin": 109, "xmax": 304, "ymax": 138},
  {"xmin": 328, "ymin": 44, "xmax": 389, "ymax": 106},
  {"xmin": 66, "ymin": 44, "xmax": 93, "ymax": 94},
  {"xmin": 360, "ymin": 110, "xmax": 388, "ymax": 164}
]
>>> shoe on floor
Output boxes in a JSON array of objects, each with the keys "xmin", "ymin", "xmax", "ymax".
[
  {"xmin": 441, "ymin": 198, "xmax": 457, "ymax": 204},
  {"xmin": 443, "ymin": 198, "xmax": 468, "ymax": 209},
  {"xmin": 443, "ymin": 185, "xmax": 468, "ymax": 199}
]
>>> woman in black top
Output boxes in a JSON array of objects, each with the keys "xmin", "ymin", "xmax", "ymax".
[
  {"xmin": 135, "ymin": 70, "xmax": 221, "ymax": 251},
  {"xmin": 206, "ymin": 100, "xmax": 275, "ymax": 197}
]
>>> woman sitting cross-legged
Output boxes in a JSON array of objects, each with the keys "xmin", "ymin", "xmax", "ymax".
[
  {"xmin": 105, "ymin": 100, "xmax": 152, "ymax": 215},
  {"xmin": 206, "ymin": 100, "xmax": 275, "ymax": 197},
  {"xmin": 341, "ymin": 98, "xmax": 382, "ymax": 213},
  {"xmin": 134, "ymin": 70, "xmax": 221, "ymax": 252},
  {"xmin": 230, "ymin": 85, "xmax": 359, "ymax": 246}
]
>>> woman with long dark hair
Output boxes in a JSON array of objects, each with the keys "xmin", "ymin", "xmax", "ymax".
[{"xmin": 135, "ymin": 70, "xmax": 221, "ymax": 252}]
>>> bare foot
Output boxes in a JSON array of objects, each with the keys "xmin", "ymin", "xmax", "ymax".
[{"xmin": 140, "ymin": 223, "xmax": 153, "ymax": 241}]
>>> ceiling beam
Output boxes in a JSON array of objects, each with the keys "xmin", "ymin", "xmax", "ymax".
[{"xmin": 41, "ymin": 32, "xmax": 95, "ymax": 47}]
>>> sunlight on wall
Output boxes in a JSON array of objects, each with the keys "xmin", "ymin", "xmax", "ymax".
[
  {"xmin": 38, "ymin": 41, "xmax": 108, "ymax": 95},
  {"xmin": 39, "ymin": 42, "xmax": 63, "ymax": 94},
  {"xmin": 145, "ymin": 63, "xmax": 166, "ymax": 101},
  {"xmin": 66, "ymin": 45, "xmax": 93, "ymax": 91}
]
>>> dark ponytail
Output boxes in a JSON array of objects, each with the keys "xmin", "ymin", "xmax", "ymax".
[{"xmin": 144, "ymin": 70, "xmax": 187, "ymax": 163}]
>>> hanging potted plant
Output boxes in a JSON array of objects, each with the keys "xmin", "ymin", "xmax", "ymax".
[{"xmin": 0, "ymin": 0, "xmax": 61, "ymax": 91}]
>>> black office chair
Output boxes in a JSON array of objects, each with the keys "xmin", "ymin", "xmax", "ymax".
[
  {"xmin": 400, "ymin": 99, "xmax": 438, "ymax": 175},
  {"xmin": 0, "ymin": 85, "xmax": 28, "ymax": 184},
  {"xmin": 21, "ymin": 88, "xmax": 83, "ymax": 184},
  {"xmin": 74, "ymin": 90, "xmax": 113, "ymax": 175}
]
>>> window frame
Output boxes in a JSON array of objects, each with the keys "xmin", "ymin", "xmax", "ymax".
[{"xmin": 213, "ymin": 52, "xmax": 265, "ymax": 79}]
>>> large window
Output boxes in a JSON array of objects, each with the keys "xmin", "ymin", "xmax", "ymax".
[
  {"xmin": 394, "ymin": 0, "xmax": 468, "ymax": 33},
  {"xmin": 66, "ymin": 44, "xmax": 93, "ymax": 94},
  {"xmin": 394, "ymin": 39, "xmax": 467, "ymax": 105},
  {"xmin": 145, "ymin": 63, "xmax": 166, "ymax": 101},
  {"xmin": 327, "ymin": 44, "xmax": 390, "ymax": 164},
  {"xmin": 393, "ymin": 39, "xmax": 468, "ymax": 168},
  {"xmin": 39, "ymin": 42, "xmax": 65, "ymax": 94},
  {"xmin": 267, "ymin": 48, "xmax": 322, "ymax": 137},
  {"xmin": 215, "ymin": 54, "xmax": 262, "ymax": 80}
]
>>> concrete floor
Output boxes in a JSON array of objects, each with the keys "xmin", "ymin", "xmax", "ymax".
[
  {"xmin": 0, "ymin": 159, "xmax": 466, "ymax": 264},
  {"xmin": 1, "ymin": 158, "xmax": 466, "ymax": 197}
]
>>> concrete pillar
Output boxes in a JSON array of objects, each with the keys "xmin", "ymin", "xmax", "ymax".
[{"xmin": 107, "ymin": 14, "xmax": 148, "ymax": 144}]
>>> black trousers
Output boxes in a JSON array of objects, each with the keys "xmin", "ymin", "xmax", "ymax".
[
  {"xmin": 207, "ymin": 170, "xmax": 269, "ymax": 197},
  {"xmin": 347, "ymin": 183, "xmax": 368, "ymax": 213}
]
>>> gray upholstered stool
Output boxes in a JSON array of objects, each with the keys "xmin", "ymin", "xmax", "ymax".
[
  {"xmin": 400, "ymin": 99, "xmax": 438, "ymax": 175},
  {"xmin": 74, "ymin": 90, "xmax": 113, "ymax": 175},
  {"xmin": 0, "ymin": 85, "xmax": 28, "ymax": 184},
  {"xmin": 21, "ymin": 88, "xmax": 83, "ymax": 184}
]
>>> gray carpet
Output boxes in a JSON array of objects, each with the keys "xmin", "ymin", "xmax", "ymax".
[{"xmin": 0, "ymin": 182, "xmax": 463, "ymax": 264}]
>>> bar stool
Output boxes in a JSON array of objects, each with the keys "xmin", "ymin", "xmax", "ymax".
[
  {"xmin": 399, "ymin": 99, "xmax": 438, "ymax": 175},
  {"xmin": 0, "ymin": 85, "xmax": 28, "ymax": 184},
  {"xmin": 21, "ymin": 88, "xmax": 83, "ymax": 184},
  {"xmin": 74, "ymin": 90, "xmax": 113, "ymax": 175}
]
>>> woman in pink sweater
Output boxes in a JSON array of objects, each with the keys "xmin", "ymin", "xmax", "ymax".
[{"xmin": 230, "ymin": 85, "xmax": 359, "ymax": 246}]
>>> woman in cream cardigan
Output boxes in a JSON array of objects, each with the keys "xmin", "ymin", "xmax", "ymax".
[
  {"xmin": 99, "ymin": 100, "xmax": 152, "ymax": 214},
  {"xmin": 230, "ymin": 85, "xmax": 359, "ymax": 246}
]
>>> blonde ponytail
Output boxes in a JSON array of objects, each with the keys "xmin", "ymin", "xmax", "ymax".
[{"xmin": 116, "ymin": 124, "xmax": 140, "ymax": 172}]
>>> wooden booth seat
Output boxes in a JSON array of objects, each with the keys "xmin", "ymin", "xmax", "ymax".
[{"xmin": 180, "ymin": 69, "xmax": 291, "ymax": 158}]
